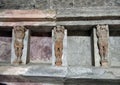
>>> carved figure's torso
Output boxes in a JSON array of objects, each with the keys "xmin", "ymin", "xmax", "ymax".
[
  {"xmin": 54, "ymin": 26, "xmax": 65, "ymax": 66},
  {"xmin": 13, "ymin": 26, "xmax": 26, "ymax": 64},
  {"xmin": 96, "ymin": 25, "xmax": 109, "ymax": 66}
]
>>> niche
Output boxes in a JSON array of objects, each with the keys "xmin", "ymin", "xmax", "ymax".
[
  {"xmin": 30, "ymin": 26, "xmax": 52, "ymax": 65},
  {"xmin": 67, "ymin": 26, "xmax": 93, "ymax": 66},
  {"xmin": 0, "ymin": 27, "xmax": 12, "ymax": 64},
  {"xmin": 109, "ymin": 26, "xmax": 120, "ymax": 67}
]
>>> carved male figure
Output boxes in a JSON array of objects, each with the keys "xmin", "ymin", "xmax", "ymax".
[
  {"xmin": 54, "ymin": 26, "xmax": 65, "ymax": 66},
  {"xmin": 13, "ymin": 26, "xmax": 26, "ymax": 64},
  {"xmin": 96, "ymin": 24, "xmax": 109, "ymax": 66}
]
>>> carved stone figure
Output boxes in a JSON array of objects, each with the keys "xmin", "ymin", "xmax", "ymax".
[
  {"xmin": 54, "ymin": 26, "xmax": 65, "ymax": 66},
  {"xmin": 13, "ymin": 26, "xmax": 26, "ymax": 64},
  {"xmin": 96, "ymin": 24, "xmax": 109, "ymax": 66}
]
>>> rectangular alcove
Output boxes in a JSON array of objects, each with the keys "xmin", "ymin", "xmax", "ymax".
[
  {"xmin": 0, "ymin": 27, "xmax": 12, "ymax": 64},
  {"xmin": 30, "ymin": 26, "xmax": 52, "ymax": 65},
  {"xmin": 67, "ymin": 27, "xmax": 93, "ymax": 66},
  {"xmin": 109, "ymin": 27, "xmax": 120, "ymax": 67}
]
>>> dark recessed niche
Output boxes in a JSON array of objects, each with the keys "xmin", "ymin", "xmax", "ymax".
[
  {"xmin": 68, "ymin": 30, "xmax": 91, "ymax": 36},
  {"xmin": 0, "ymin": 27, "xmax": 12, "ymax": 63},
  {"xmin": 30, "ymin": 30, "xmax": 52, "ymax": 64},
  {"xmin": 67, "ymin": 29, "xmax": 93, "ymax": 66},
  {"xmin": 109, "ymin": 30, "xmax": 120, "ymax": 36},
  {"xmin": 109, "ymin": 30, "xmax": 120, "ymax": 67}
]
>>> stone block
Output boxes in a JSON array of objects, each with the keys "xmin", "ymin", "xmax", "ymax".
[
  {"xmin": 0, "ymin": 0, "xmax": 120, "ymax": 9},
  {"xmin": 0, "ymin": 0, "xmax": 35, "ymax": 9},
  {"xmin": 105, "ymin": 0, "xmax": 120, "ymax": 6},
  {"xmin": 74, "ymin": 0, "xmax": 120, "ymax": 7},
  {"xmin": 74, "ymin": 0, "xmax": 104, "ymax": 7},
  {"xmin": 0, "ymin": 0, "xmax": 51, "ymax": 9},
  {"xmin": 0, "ymin": 10, "xmax": 56, "ymax": 20},
  {"xmin": 35, "ymin": 0, "xmax": 50, "ymax": 9},
  {"xmin": 51, "ymin": 0, "xmax": 73, "ymax": 9}
]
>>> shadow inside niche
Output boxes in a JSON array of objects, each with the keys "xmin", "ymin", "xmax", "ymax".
[{"xmin": 0, "ymin": 83, "xmax": 7, "ymax": 85}]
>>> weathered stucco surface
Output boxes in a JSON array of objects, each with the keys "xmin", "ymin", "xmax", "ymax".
[
  {"xmin": 67, "ymin": 36, "xmax": 92, "ymax": 66},
  {"xmin": 110, "ymin": 37, "xmax": 120, "ymax": 67},
  {"xmin": 0, "ymin": 37, "xmax": 11, "ymax": 62},
  {"xmin": 30, "ymin": 37, "xmax": 52, "ymax": 63},
  {"xmin": 0, "ymin": 0, "xmax": 120, "ymax": 9},
  {"xmin": 0, "ymin": 0, "xmax": 120, "ymax": 85}
]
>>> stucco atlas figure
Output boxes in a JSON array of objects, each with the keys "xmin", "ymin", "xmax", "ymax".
[
  {"xmin": 54, "ymin": 26, "xmax": 65, "ymax": 66},
  {"xmin": 13, "ymin": 26, "xmax": 26, "ymax": 64},
  {"xmin": 96, "ymin": 24, "xmax": 109, "ymax": 67}
]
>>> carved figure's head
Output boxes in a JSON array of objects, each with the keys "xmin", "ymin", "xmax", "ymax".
[
  {"xmin": 97, "ymin": 24, "xmax": 108, "ymax": 31},
  {"xmin": 54, "ymin": 25, "xmax": 65, "ymax": 34},
  {"xmin": 14, "ymin": 26, "xmax": 26, "ymax": 39}
]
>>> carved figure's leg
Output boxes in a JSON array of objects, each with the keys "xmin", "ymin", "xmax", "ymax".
[
  {"xmin": 54, "ymin": 41, "xmax": 63, "ymax": 66},
  {"xmin": 55, "ymin": 41, "xmax": 59, "ymax": 65},
  {"xmin": 101, "ymin": 42, "xmax": 108, "ymax": 67},
  {"xmin": 104, "ymin": 42, "xmax": 108, "ymax": 60},
  {"xmin": 54, "ymin": 42, "xmax": 59, "ymax": 58},
  {"xmin": 98, "ymin": 41, "xmax": 104, "ymax": 61},
  {"xmin": 18, "ymin": 47, "xmax": 22, "ymax": 64},
  {"xmin": 13, "ymin": 47, "xmax": 19, "ymax": 63},
  {"xmin": 59, "ymin": 41, "xmax": 63, "ymax": 63}
]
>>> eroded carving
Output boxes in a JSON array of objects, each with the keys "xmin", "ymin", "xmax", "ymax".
[
  {"xmin": 13, "ymin": 26, "xmax": 26, "ymax": 64},
  {"xmin": 54, "ymin": 26, "xmax": 65, "ymax": 66},
  {"xmin": 96, "ymin": 24, "xmax": 109, "ymax": 67}
]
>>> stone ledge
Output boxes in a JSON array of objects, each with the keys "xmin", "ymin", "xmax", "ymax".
[
  {"xmin": 0, "ymin": 64, "xmax": 119, "ymax": 82},
  {"xmin": 57, "ymin": 7, "xmax": 120, "ymax": 18},
  {"xmin": 57, "ymin": 20, "xmax": 120, "ymax": 25},
  {"xmin": 67, "ymin": 66, "xmax": 120, "ymax": 79},
  {"xmin": 0, "ymin": 9, "xmax": 56, "ymax": 22},
  {"xmin": 0, "ymin": 7, "xmax": 120, "ymax": 22},
  {"xmin": 0, "ymin": 21, "xmax": 56, "ymax": 27},
  {"xmin": 0, "ymin": 20, "xmax": 120, "ymax": 27}
]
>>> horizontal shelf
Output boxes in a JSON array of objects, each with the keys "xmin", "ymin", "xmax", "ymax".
[
  {"xmin": 0, "ymin": 64, "xmax": 120, "ymax": 82},
  {"xmin": 0, "ymin": 7, "xmax": 120, "ymax": 22}
]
